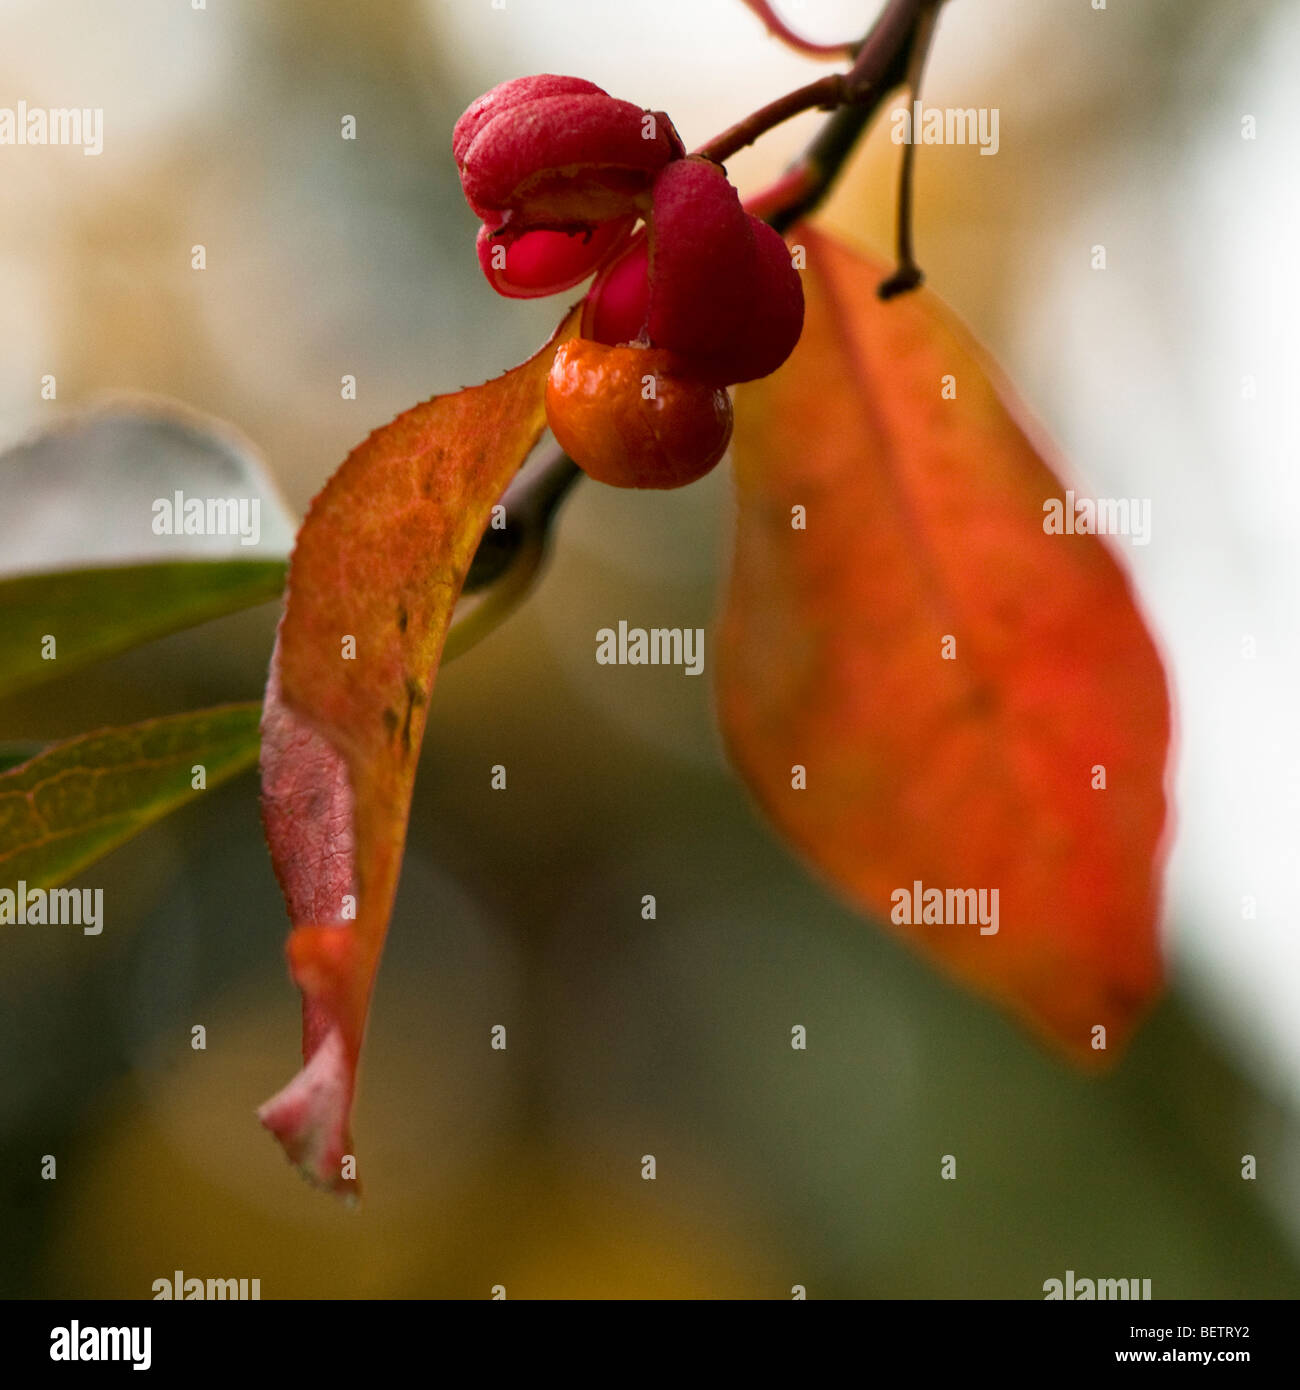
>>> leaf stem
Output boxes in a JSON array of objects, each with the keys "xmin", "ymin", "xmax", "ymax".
[{"xmin": 877, "ymin": 0, "xmax": 944, "ymax": 299}]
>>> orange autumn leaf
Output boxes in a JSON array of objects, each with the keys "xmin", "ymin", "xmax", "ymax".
[
  {"xmin": 717, "ymin": 226, "xmax": 1171, "ymax": 1066},
  {"xmin": 259, "ymin": 311, "xmax": 578, "ymax": 1195}
]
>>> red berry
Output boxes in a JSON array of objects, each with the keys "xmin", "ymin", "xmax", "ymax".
[
  {"xmin": 583, "ymin": 157, "xmax": 804, "ymax": 384},
  {"xmin": 645, "ymin": 157, "xmax": 758, "ymax": 370},
  {"xmin": 580, "ymin": 230, "xmax": 650, "ymax": 344},
  {"xmin": 452, "ymin": 75, "xmax": 605, "ymax": 169},
  {"xmin": 458, "ymin": 90, "xmax": 682, "ymax": 225},
  {"xmin": 452, "ymin": 80, "xmax": 803, "ymax": 382},
  {"xmin": 545, "ymin": 339, "xmax": 733, "ymax": 490},
  {"xmin": 687, "ymin": 215, "xmax": 805, "ymax": 384},
  {"xmin": 477, "ymin": 215, "xmax": 636, "ymax": 299},
  {"xmin": 454, "ymin": 75, "xmax": 683, "ymax": 300}
]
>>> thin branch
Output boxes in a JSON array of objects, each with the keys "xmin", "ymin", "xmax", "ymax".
[
  {"xmin": 445, "ymin": 449, "xmax": 580, "ymax": 660},
  {"xmin": 697, "ymin": 0, "xmax": 940, "ymax": 168},
  {"xmin": 877, "ymin": 0, "xmax": 944, "ymax": 299},
  {"xmin": 767, "ymin": 0, "xmax": 940, "ymax": 235},
  {"xmin": 696, "ymin": 74, "xmax": 846, "ymax": 164},
  {"xmin": 846, "ymin": 0, "xmax": 935, "ymax": 93},
  {"xmin": 737, "ymin": 0, "xmax": 857, "ymax": 58}
]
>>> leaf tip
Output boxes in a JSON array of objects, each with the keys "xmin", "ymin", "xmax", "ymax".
[{"xmin": 258, "ymin": 1026, "xmax": 361, "ymax": 1200}]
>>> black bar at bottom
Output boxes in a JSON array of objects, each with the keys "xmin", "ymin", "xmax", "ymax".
[{"xmin": 0, "ymin": 1296, "xmax": 1290, "ymax": 1376}]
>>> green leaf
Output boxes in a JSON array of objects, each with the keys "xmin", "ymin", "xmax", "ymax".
[
  {"xmin": 0, "ymin": 561, "xmax": 286, "ymax": 700},
  {"xmin": 0, "ymin": 703, "xmax": 261, "ymax": 893},
  {"xmin": 0, "ymin": 742, "xmax": 43, "ymax": 773}
]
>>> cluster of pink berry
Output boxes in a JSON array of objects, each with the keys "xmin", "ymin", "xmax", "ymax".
[{"xmin": 454, "ymin": 75, "xmax": 805, "ymax": 488}]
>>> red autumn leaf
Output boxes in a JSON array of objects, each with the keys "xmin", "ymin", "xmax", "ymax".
[
  {"xmin": 717, "ymin": 226, "xmax": 1171, "ymax": 1066},
  {"xmin": 258, "ymin": 312, "xmax": 577, "ymax": 1195}
]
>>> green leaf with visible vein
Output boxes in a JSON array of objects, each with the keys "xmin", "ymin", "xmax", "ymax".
[
  {"xmin": 0, "ymin": 561, "xmax": 286, "ymax": 700},
  {"xmin": 0, "ymin": 704, "xmax": 261, "ymax": 893}
]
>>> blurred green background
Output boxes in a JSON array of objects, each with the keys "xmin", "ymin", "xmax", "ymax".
[{"xmin": 2, "ymin": 0, "xmax": 1297, "ymax": 1298}]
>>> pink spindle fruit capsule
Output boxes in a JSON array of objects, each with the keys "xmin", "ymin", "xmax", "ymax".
[
  {"xmin": 454, "ymin": 74, "xmax": 682, "ymax": 298},
  {"xmin": 585, "ymin": 156, "xmax": 805, "ymax": 385}
]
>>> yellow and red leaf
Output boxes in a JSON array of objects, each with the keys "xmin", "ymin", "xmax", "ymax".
[{"xmin": 258, "ymin": 313, "xmax": 577, "ymax": 1195}]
